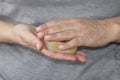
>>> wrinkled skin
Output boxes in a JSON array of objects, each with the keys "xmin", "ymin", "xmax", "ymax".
[
  {"xmin": 12, "ymin": 24, "xmax": 85, "ymax": 62},
  {"xmin": 36, "ymin": 18, "xmax": 117, "ymax": 62}
]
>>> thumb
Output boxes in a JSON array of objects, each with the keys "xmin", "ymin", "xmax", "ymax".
[
  {"xmin": 29, "ymin": 33, "xmax": 43, "ymax": 50},
  {"xmin": 35, "ymin": 38, "xmax": 43, "ymax": 51}
]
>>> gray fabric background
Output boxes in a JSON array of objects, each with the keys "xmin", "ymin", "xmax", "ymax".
[{"xmin": 0, "ymin": 0, "xmax": 120, "ymax": 80}]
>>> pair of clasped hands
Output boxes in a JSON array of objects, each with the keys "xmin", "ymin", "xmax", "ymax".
[{"xmin": 14, "ymin": 18, "xmax": 117, "ymax": 62}]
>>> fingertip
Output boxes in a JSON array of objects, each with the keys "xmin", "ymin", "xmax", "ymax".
[
  {"xmin": 76, "ymin": 51, "xmax": 87, "ymax": 62},
  {"xmin": 37, "ymin": 32, "xmax": 44, "ymax": 39},
  {"xmin": 76, "ymin": 55, "xmax": 86, "ymax": 62}
]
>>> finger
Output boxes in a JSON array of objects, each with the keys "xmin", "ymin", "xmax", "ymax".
[
  {"xmin": 36, "ymin": 38, "xmax": 44, "ymax": 50},
  {"xmin": 44, "ymin": 30, "xmax": 78, "ymax": 41},
  {"xmin": 42, "ymin": 23, "xmax": 75, "ymax": 35},
  {"xmin": 37, "ymin": 32, "xmax": 44, "ymax": 39},
  {"xmin": 36, "ymin": 19, "xmax": 71, "ymax": 32},
  {"xmin": 75, "ymin": 54, "xmax": 86, "ymax": 62},
  {"xmin": 58, "ymin": 38, "xmax": 83, "ymax": 50},
  {"xmin": 75, "ymin": 51, "xmax": 86, "ymax": 62},
  {"xmin": 43, "ymin": 25, "xmax": 65, "ymax": 35},
  {"xmin": 27, "ymin": 33, "xmax": 43, "ymax": 50},
  {"xmin": 36, "ymin": 24, "xmax": 48, "ymax": 32},
  {"xmin": 76, "ymin": 51, "xmax": 86, "ymax": 57},
  {"xmin": 41, "ymin": 47, "xmax": 77, "ymax": 61},
  {"xmin": 31, "ymin": 37, "xmax": 43, "ymax": 50}
]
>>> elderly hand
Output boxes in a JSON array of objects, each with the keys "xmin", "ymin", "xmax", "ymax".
[{"xmin": 36, "ymin": 17, "xmax": 118, "ymax": 61}]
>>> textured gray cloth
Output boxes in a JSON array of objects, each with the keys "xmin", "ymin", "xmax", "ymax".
[{"xmin": 0, "ymin": 0, "xmax": 120, "ymax": 80}]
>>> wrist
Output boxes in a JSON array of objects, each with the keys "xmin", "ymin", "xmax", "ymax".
[
  {"xmin": 102, "ymin": 19, "xmax": 120, "ymax": 43},
  {"xmin": 11, "ymin": 23, "xmax": 37, "ymax": 45},
  {"xmin": 0, "ymin": 20, "xmax": 17, "ymax": 43},
  {"xmin": 111, "ymin": 23, "xmax": 120, "ymax": 43},
  {"xmin": 6, "ymin": 23, "xmax": 17, "ymax": 43},
  {"xmin": 10, "ymin": 23, "xmax": 27, "ymax": 44}
]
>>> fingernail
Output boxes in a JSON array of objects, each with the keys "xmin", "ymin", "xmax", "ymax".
[
  {"xmin": 38, "ymin": 32, "xmax": 44, "ymax": 37},
  {"xmin": 45, "ymin": 35, "xmax": 52, "ymax": 40},
  {"xmin": 58, "ymin": 45, "xmax": 65, "ymax": 50}
]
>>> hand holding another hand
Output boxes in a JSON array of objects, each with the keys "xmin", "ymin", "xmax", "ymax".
[
  {"xmin": 36, "ymin": 17, "xmax": 119, "ymax": 62},
  {"xmin": 12, "ymin": 24, "xmax": 84, "ymax": 62}
]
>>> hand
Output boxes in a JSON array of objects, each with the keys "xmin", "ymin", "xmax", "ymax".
[
  {"xmin": 40, "ymin": 46, "xmax": 86, "ymax": 62},
  {"xmin": 36, "ymin": 27, "xmax": 86, "ymax": 62},
  {"xmin": 12, "ymin": 24, "xmax": 43, "ymax": 50},
  {"xmin": 12, "ymin": 24, "xmax": 85, "ymax": 62},
  {"xmin": 37, "ymin": 18, "xmax": 117, "ymax": 49},
  {"xmin": 36, "ymin": 18, "xmax": 118, "ymax": 61}
]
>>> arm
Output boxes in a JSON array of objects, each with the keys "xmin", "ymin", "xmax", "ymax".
[
  {"xmin": 103, "ymin": 17, "xmax": 120, "ymax": 43},
  {"xmin": 0, "ymin": 20, "xmax": 15, "ymax": 43}
]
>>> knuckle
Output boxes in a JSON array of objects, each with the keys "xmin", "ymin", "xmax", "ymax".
[
  {"xmin": 56, "ymin": 25, "xmax": 64, "ymax": 31},
  {"xmin": 68, "ymin": 42, "xmax": 74, "ymax": 47},
  {"xmin": 63, "ymin": 31, "xmax": 70, "ymax": 37},
  {"xmin": 62, "ymin": 30, "xmax": 74, "ymax": 38},
  {"xmin": 51, "ymin": 25, "xmax": 64, "ymax": 32},
  {"xmin": 64, "ymin": 31, "xmax": 71, "ymax": 37},
  {"xmin": 64, "ymin": 43, "xmax": 71, "ymax": 48},
  {"xmin": 73, "ymin": 38, "xmax": 81, "ymax": 46}
]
